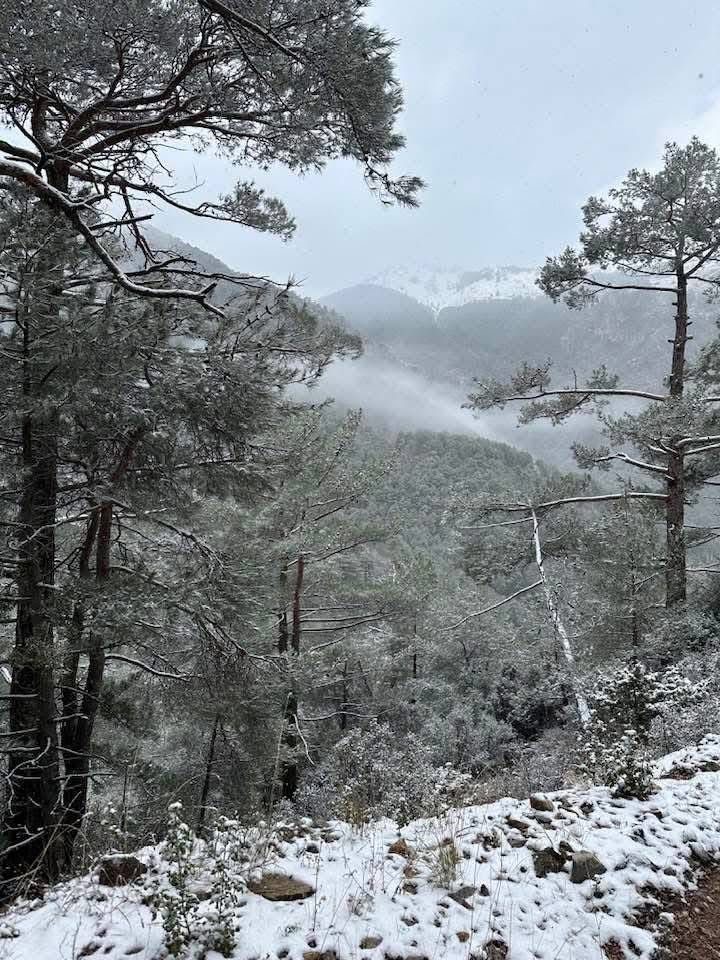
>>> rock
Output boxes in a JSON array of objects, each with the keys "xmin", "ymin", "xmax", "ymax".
[
  {"xmin": 579, "ymin": 800, "xmax": 595, "ymax": 816},
  {"xmin": 303, "ymin": 952, "xmax": 337, "ymax": 960},
  {"xmin": 359, "ymin": 935, "xmax": 382, "ymax": 949},
  {"xmin": 402, "ymin": 880, "xmax": 419, "ymax": 894},
  {"xmin": 570, "ymin": 851, "xmax": 607, "ymax": 883},
  {"xmin": 506, "ymin": 815, "xmax": 531, "ymax": 833},
  {"xmin": 479, "ymin": 883, "xmax": 490, "ymax": 897},
  {"xmin": 507, "ymin": 832, "xmax": 526, "ymax": 848},
  {"xmin": 385, "ymin": 954, "xmax": 429, "ymax": 960},
  {"xmin": 558, "ymin": 840, "xmax": 574, "ymax": 859},
  {"xmin": 305, "ymin": 842, "xmax": 320, "ymax": 854},
  {"xmin": 456, "ymin": 931, "xmax": 470, "ymax": 943},
  {"xmin": 248, "ymin": 874, "xmax": 315, "ymax": 901},
  {"xmin": 388, "ymin": 838, "xmax": 413, "ymax": 857},
  {"xmin": 449, "ymin": 885, "xmax": 476, "ymax": 909},
  {"xmin": 531, "ymin": 847, "xmax": 566, "ymax": 878},
  {"xmin": 532, "ymin": 811, "xmax": 555, "ymax": 826},
  {"xmin": 95, "ymin": 855, "xmax": 147, "ymax": 887},
  {"xmin": 529, "ymin": 793, "xmax": 555, "ymax": 813}
]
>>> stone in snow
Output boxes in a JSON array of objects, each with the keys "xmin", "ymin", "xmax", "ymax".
[
  {"xmin": 570, "ymin": 851, "xmax": 608, "ymax": 883},
  {"xmin": 531, "ymin": 847, "xmax": 567, "ymax": 878},
  {"xmin": 247, "ymin": 874, "xmax": 315, "ymax": 901}
]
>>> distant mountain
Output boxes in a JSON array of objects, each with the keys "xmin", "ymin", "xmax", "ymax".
[
  {"xmin": 324, "ymin": 269, "xmax": 717, "ymax": 390},
  {"xmin": 321, "ymin": 283, "xmax": 435, "ymax": 337},
  {"xmin": 128, "ymin": 233, "xmax": 720, "ymax": 466},
  {"xmin": 367, "ymin": 264, "xmax": 540, "ymax": 314}
]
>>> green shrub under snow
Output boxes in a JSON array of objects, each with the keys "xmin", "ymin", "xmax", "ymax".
[
  {"xmin": 580, "ymin": 660, "xmax": 703, "ymax": 799},
  {"xmin": 145, "ymin": 804, "xmax": 271, "ymax": 959}
]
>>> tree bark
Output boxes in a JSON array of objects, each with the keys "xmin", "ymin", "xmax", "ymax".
[
  {"xmin": 530, "ymin": 507, "xmax": 590, "ymax": 725},
  {"xmin": 1, "ymin": 188, "xmax": 67, "ymax": 890},
  {"xmin": 280, "ymin": 555, "xmax": 304, "ymax": 799},
  {"xmin": 196, "ymin": 712, "xmax": 221, "ymax": 836},
  {"xmin": 58, "ymin": 429, "xmax": 143, "ymax": 865},
  {"xmin": 665, "ymin": 269, "xmax": 689, "ymax": 607}
]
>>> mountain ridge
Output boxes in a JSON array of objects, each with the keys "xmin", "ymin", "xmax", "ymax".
[{"xmin": 365, "ymin": 263, "xmax": 541, "ymax": 314}]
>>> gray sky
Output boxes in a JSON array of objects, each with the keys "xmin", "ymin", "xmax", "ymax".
[{"xmin": 156, "ymin": 0, "xmax": 720, "ymax": 298}]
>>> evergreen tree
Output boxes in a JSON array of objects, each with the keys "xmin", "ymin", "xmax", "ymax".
[{"xmin": 468, "ymin": 138, "xmax": 720, "ymax": 608}]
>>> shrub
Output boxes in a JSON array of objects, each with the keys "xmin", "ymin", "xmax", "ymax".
[
  {"xmin": 295, "ymin": 721, "xmax": 475, "ymax": 825},
  {"xmin": 148, "ymin": 803, "xmax": 241, "ymax": 959},
  {"xmin": 580, "ymin": 660, "xmax": 703, "ymax": 799}
]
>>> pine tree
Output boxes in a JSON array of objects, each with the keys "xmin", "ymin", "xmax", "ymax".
[{"xmin": 468, "ymin": 139, "xmax": 720, "ymax": 608}]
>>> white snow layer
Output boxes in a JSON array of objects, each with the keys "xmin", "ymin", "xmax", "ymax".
[
  {"xmin": 5, "ymin": 736, "xmax": 720, "ymax": 960},
  {"xmin": 367, "ymin": 265, "xmax": 541, "ymax": 314}
]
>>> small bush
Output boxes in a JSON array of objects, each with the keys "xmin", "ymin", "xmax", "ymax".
[
  {"xmin": 148, "ymin": 803, "xmax": 241, "ymax": 959},
  {"xmin": 580, "ymin": 660, "xmax": 703, "ymax": 799},
  {"xmin": 295, "ymin": 721, "xmax": 475, "ymax": 825}
]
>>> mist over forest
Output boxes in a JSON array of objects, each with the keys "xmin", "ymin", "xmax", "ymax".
[{"xmin": 3, "ymin": 4, "xmax": 720, "ymax": 960}]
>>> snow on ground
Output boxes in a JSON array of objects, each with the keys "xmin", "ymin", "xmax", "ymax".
[{"xmin": 4, "ymin": 736, "xmax": 720, "ymax": 960}]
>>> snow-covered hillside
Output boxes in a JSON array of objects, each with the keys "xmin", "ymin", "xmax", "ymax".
[
  {"xmin": 5, "ymin": 737, "xmax": 720, "ymax": 960},
  {"xmin": 367, "ymin": 265, "xmax": 541, "ymax": 314}
]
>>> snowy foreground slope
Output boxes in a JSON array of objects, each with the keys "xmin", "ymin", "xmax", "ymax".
[{"xmin": 5, "ymin": 737, "xmax": 720, "ymax": 960}]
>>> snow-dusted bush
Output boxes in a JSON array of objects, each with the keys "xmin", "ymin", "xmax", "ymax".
[
  {"xmin": 471, "ymin": 726, "xmax": 578, "ymax": 803},
  {"xmin": 581, "ymin": 660, "xmax": 703, "ymax": 799},
  {"xmin": 422, "ymin": 704, "xmax": 517, "ymax": 772},
  {"xmin": 148, "ymin": 803, "xmax": 241, "ymax": 959},
  {"xmin": 295, "ymin": 721, "xmax": 475, "ymax": 825}
]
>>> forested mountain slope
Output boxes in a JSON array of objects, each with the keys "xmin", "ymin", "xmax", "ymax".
[{"xmin": 324, "ymin": 273, "xmax": 718, "ymax": 388}]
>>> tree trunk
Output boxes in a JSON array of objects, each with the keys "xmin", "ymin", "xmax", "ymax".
[
  {"xmin": 530, "ymin": 508, "xmax": 590, "ymax": 725},
  {"xmin": 2, "ymin": 192, "xmax": 67, "ymax": 890},
  {"xmin": 665, "ymin": 269, "xmax": 689, "ymax": 607},
  {"xmin": 280, "ymin": 691, "xmax": 299, "ymax": 800},
  {"xmin": 280, "ymin": 555, "xmax": 304, "ymax": 799},
  {"xmin": 196, "ymin": 712, "xmax": 221, "ymax": 836},
  {"xmin": 3, "ymin": 408, "xmax": 62, "ymax": 887},
  {"xmin": 666, "ymin": 450, "xmax": 687, "ymax": 607},
  {"xmin": 58, "ymin": 505, "xmax": 109, "ymax": 865},
  {"xmin": 58, "ymin": 426, "xmax": 143, "ymax": 865}
]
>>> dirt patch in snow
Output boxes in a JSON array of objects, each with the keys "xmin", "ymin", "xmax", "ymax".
[{"xmin": 656, "ymin": 869, "xmax": 720, "ymax": 959}]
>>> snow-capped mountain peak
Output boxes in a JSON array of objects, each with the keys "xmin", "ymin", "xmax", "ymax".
[{"xmin": 367, "ymin": 264, "xmax": 540, "ymax": 313}]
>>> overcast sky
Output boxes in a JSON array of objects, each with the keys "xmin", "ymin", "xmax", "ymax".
[{"xmin": 156, "ymin": 0, "xmax": 720, "ymax": 298}]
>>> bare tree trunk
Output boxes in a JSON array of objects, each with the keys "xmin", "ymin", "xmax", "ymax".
[
  {"xmin": 3, "ymin": 407, "xmax": 62, "ymax": 887},
  {"xmin": 58, "ymin": 506, "xmax": 109, "ymax": 865},
  {"xmin": 530, "ymin": 508, "xmax": 590, "ymax": 725},
  {"xmin": 339, "ymin": 659, "xmax": 349, "ymax": 732},
  {"xmin": 196, "ymin": 713, "xmax": 221, "ymax": 836},
  {"xmin": 278, "ymin": 561, "xmax": 289, "ymax": 654},
  {"xmin": 280, "ymin": 555, "xmax": 304, "ymax": 799},
  {"xmin": 290, "ymin": 555, "xmax": 304, "ymax": 654},
  {"xmin": 665, "ymin": 270, "xmax": 689, "ymax": 607},
  {"xmin": 59, "ymin": 431, "xmax": 143, "ymax": 866}
]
